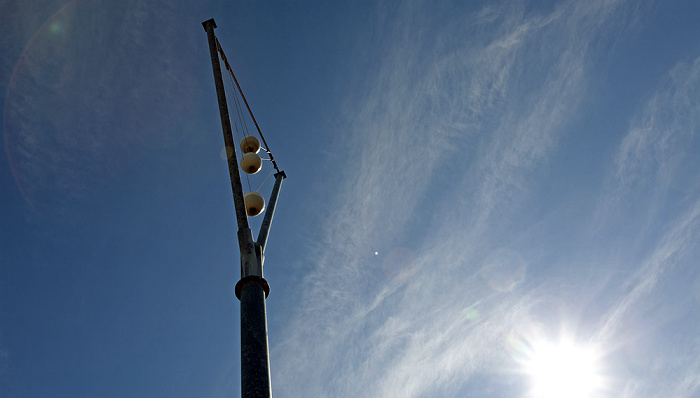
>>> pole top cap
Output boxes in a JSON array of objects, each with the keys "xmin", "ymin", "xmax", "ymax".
[
  {"xmin": 274, "ymin": 170, "xmax": 287, "ymax": 179},
  {"xmin": 202, "ymin": 18, "xmax": 217, "ymax": 30}
]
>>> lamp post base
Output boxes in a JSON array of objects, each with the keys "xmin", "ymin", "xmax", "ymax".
[{"xmin": 239, "ymin": 282, "xmax": 272, "ymax": 398}]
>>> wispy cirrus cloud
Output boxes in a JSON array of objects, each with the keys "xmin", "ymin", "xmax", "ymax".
[
  {"xmin": 599, "ymin": 57, "xmax": 700, "ymax": 224},
  {"xmin": 591, "ymin": 55, "xmax": 700, "ymax": 398},
  {"xmin": 273, "ymin": 1, "xmax": 641, "ymax": 397}
]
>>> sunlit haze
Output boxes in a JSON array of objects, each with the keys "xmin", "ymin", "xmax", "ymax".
[
  {"xmin": 2, "ymin": 1, "xmax": 700, "ymax": 397},
  {"xmin": 524, "ymin": 338, "xmax": 603, "ymax": 398}
]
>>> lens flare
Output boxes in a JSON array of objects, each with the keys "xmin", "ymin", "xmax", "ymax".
[{"xmin": 479, "ymin": 249, "xmax": 526, "ymax": 292}]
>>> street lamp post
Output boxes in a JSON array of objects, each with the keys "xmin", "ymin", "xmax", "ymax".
[{"xmin": 203, "ymin": 18, "xmax": 285, "ymax": 398}]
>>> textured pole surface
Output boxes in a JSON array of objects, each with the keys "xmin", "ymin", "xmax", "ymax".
[
  {"xmin": 203, "ymin": 18, "xmax": 273, "ymax": 398},
  {"xmin": 257, "ymin": 171, "xmax": 286, "ymax": 252},
  {"xmin": 202, "ymin": 18, "xmax": 259, "ymax": 278},
  {"xmin": 240, "ymin": 283, "xmax": 272, "ymax": 398},
  {"xmin": 201, "ymin": 19, "xmax": 248, "ymax": 231}
]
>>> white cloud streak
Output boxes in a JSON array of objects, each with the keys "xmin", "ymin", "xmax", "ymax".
[
  {"xmin": 592, "ymin": 55, "xmax": 700, "ymax": 398},
  {"xmin": 272, "ymin": 1, "xmax": 648, "ymax": 397}
]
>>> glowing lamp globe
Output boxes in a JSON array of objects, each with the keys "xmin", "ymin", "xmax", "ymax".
[
  {"xmin": 244, "ymin": 192, "xmax": 265, "ymax": 216},
  {"xmin": 240, "ymin": 135, "xmax": 261, "ymax": 154},
  {"xmin": 241, "ymin": 153, "xmax": 262, "ymax": 174}
]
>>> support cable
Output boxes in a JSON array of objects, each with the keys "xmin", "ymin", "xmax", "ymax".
[
  {"xmin": 221, "ymin": 55, "xmax": 253, "ymax": 192},
  {"xmin": 216, "ymin": 38, "xmax": 281, "ymax": 173},
  {"xmin": 227, "ymin": 62, "xmax": 251, "ymax": 138},
  {"xmin": 255, "ymin": 168, "xmax": 275, "ymax": 192}
]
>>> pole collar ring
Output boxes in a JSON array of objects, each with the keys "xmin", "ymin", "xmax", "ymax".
[{"xmin": 235, "ymin": 276, "xmax": 270, "ymax": 300}]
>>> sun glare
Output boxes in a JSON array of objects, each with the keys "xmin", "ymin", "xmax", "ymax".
[{"xmin": 524, "ymin": 338, "xmax": 603, "ymax": 398}]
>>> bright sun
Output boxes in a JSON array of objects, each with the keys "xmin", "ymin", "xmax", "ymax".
[{"xmin": 524, "ymin": 338, "xmax": 603, "ymax": 398}]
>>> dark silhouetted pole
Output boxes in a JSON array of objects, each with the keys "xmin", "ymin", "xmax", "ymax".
[{"xmin": 203, "ymin": 18, "xmax": 276, "ymax": 398}]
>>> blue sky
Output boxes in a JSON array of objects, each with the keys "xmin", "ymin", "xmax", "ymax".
[{"xmin": 2, "ymin": 0, "xmax": 700, "ymax": 397}]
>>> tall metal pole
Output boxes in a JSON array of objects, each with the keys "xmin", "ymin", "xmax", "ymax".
[{"xmin": 202, "ymin": 18, "xmax": 272, "ymax": 398}]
